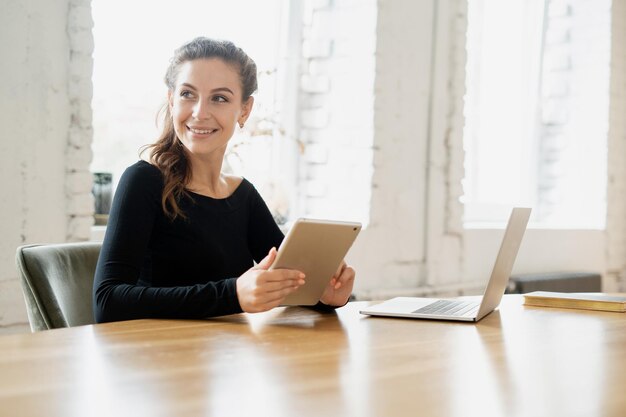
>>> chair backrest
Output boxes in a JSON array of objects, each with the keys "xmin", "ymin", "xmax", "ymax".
[{"xmin": 16, "ymin": 242, "xmax": 102, "ymax": 331}]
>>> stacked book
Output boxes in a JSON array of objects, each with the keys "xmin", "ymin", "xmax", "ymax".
[{"xmin": 523, "ymin": 291, "xmax": 626, "ymax": 313}]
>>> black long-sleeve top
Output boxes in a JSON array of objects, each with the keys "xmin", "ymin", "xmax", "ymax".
[{"xmin": 93, "ymin": 160, "xmax": 284, "ymax": 323}]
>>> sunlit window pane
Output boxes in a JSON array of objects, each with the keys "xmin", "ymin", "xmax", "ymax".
[{"xmin": 463, "ymin": 0, "xmax": 608, "ymax": 229}]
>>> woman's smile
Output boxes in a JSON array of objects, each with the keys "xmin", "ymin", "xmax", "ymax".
[{"xmin": 187, "ymin": 125, "xmax": 218, "ymax": 136}]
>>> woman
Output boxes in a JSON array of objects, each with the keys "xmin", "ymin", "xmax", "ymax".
[{"xmin": 93, "ymin": 37, "xmax": 355, "ymax": 323}]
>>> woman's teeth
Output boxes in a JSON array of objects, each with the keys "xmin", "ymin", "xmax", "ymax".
[{"xmin": 189, "ymin": 127, "xmax": 215, "ymax": 134}]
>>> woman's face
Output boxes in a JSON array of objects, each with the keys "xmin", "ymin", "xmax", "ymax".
[{"xmin": 169, "ymin": 58, "xmax": 253, "ymax": 159}]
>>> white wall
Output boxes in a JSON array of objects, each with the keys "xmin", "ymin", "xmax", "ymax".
[
  {"xmin": 298, "ymin": 0, "xmax": 377, "ymax": 226},
  {"xmin": 0, "ymin": 0, "xmax": 93, "ymax": 334},
  {"xmin": 537, "ymin": 0, "xmax": 611, "ymax": 226},
  {"xmin": 348, "ymin": 0, "xmax": 435, "ymax": 295},
  {"xmin": 606, "ymin": 0, "xmax": 626, "ymax": 290},
  {"xmin": 344, "ymin": 0, "xmax": 468, "ymax": 297}
]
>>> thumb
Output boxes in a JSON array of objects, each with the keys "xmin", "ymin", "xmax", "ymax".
[{"xmin": 255, "ymin": 247, "xmax": 277, "ymax": 270}]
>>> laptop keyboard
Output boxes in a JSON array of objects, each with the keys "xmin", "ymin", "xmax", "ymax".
[{"xmin": 412, "ymin": 299, "xmax": 479, "ymax": 317}]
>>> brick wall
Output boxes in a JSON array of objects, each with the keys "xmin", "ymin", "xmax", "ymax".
[
  {"xmin": 538, "ymin": 0, "xmax": 611, "ymax": 226},
  {"xmin": 298, "ymin": 0, "xmax": 377, "ymax": 224},
  {"xmin": 0, "ymin": 0, "xmax": 93, "ymax": 334},
  {"xmin": 606, "ymin": 0, "xmax": 626, "ymax": 292},
  {"xmin": 424, "ymin": 0, "xmax": 467, "ymax": 289},
  {"xmin": 294, "ymin": 0, "xmax": 470, "ymax": 297},
  {"xmin": 536, "ymin": 0, "xmax": 624, "ymax": 291},
  {"xmin": 66, "ymin": 0, "xmax": 95, "ymax": 242},
  {"xmin": 329, "ymin": 0, "xmax": 469, "ymax": 297}
]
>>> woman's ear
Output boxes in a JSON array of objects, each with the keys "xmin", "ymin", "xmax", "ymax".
[{"xmin": 239, "ymin": 96, "xmax": 255, "ymax": 126}]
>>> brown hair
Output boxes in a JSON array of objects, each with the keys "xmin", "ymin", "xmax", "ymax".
[{"xmin": 143, "ymin": 37, "xmax": 258, "ymax": 220}]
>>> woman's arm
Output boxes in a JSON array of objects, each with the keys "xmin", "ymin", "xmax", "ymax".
[
  {"xmin": 246, "ymin": 183, "xmax": 285, "ymax": 262},
  {"xmin": 92, "ymin": 162, "xmax": 242, "ymax": 323}
]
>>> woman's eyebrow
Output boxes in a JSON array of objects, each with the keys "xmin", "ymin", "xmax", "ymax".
[
  {"xmin": 179, "ymin": 84, "xmax": 234, "ymax": 95},
  {"xmin": 211, "ymin": 87, "xmax": 234, "ymax": 95}
]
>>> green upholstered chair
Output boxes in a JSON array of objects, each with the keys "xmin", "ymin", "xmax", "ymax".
[{"xmin": 16, "ymin": 242, "xmax": 101, "ymax": 331}]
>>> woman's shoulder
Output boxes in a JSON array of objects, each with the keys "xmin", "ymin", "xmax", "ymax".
[
  {"xmin": 117, "ymin": 160, "xmax": 164, "ymax": 194},
  {"xmin": 228, "ymin": 175, "xmax": 261, "ymax": 196},
  {"xmin": 121, "ymin": 160, "xmax": 162, "ymax": 182},
  {"xmin": 126, "ymin": 160, "xmax": 161, "ymax": 176}
]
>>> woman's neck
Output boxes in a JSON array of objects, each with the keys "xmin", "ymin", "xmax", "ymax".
[{"xmin": 185, "ymin": 152, "xmax": 230, "ymax": 198}]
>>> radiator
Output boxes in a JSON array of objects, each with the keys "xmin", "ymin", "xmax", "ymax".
[{"xmin": 506, "ymin": 271, "xmax": 602, "ymax": 294}]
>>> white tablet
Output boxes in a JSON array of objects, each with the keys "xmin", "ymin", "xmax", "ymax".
[{"xmin": 270, "ymin": 218, "xmax": 362, "ymax": 306}]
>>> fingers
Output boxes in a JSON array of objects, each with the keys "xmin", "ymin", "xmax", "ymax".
[
  {"xmin": 334, "ymin": 260, "xmax": 347, "ymax": 278},
  {"xmin": 331, "ymin": 260, "xmax": 348, "ymax": 289},
  {"xmin": 332, "ymin": 264, "xmax": 355, "ymax": 290},
  {"xmin": 263, "ymin": 276, "xmax": 306, "ymax": 292},
  {"xmin": 255, "ymin": 247, "xmax": 277, "ymax": 270},
  {"xmin": 236, "ymin": 267, "xmax": 306, "ymax": 313},
  {"xmin": 260, "ymin": 269, "xmax": 305, "ymax": 283},
  {"xmin": 255, "ymin": 270, "xmax": 306, "ymax": 308},
  {"xmin": 245, "ymin": 283, "xmax": 301, "ymax": 313},
  {"xmin": 262, "ymin": 286, "xmax": 301, "ymax": 305}
]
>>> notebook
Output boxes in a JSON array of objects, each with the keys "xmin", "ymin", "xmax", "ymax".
[
  {"xmin": 360, "ymin": 207, "xmax": 531, "ymax": 322},
  {"xmin": 523, "ymin": 291, "xmax": 626, "ymax": 313}
]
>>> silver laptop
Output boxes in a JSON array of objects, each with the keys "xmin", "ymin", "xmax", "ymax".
[{"xmin": 360, "ymin": 207, "xmax": 531, "ymax": 322}]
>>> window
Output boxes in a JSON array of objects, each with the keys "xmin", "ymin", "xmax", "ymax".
[{"xmin": 463, "ymin": 0, "xmax": 609, "ymax": 229}]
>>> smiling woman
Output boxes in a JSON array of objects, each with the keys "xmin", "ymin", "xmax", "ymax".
[{"xmin": 92, "ymin": 37, "xmax": 358, "ymax": 323}]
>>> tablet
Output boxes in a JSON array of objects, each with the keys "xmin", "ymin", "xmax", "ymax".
[{"xmin": 270, "ymin": 218, "xmax": 362, "ymax": 306}]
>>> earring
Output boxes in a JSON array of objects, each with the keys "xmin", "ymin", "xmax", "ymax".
[{"xmin": 239, "ymin": 121, "xmax": 244, "ymax": 129}]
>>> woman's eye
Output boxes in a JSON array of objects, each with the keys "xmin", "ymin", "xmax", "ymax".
[
  {"xmin": 180, "ymin": 90, "xmax": 194, "ymax": 99},
  {"xmin": 213, "ymin": 95, "xmax": 227, "ymax": 103}
]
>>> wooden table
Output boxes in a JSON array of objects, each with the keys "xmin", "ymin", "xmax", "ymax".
[{"xmin": 1, "ymin": 295, "xmax": 625, "ymax": 417}]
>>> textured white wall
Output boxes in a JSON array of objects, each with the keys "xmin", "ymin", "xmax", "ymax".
[
  {"xmin": 298, "ymin": 0, "xmax": 377, "ymax": 225},
  {"xmin": 537, "ymin": 0, "xmax": 611, "ymax": 225},
  {"xmin": 0, "ymin": 0, "xmax": 93, "ymax": 334},
  {"xmin": 347, "ymin": 0, "xmax": 434, "ymax": 295},
  {"xmin": 606, "ymin": 0, "xmax": 626, "ymax": 291},
  {"xmin": 66, "ymin": 1, "xmax": 96, "ymax": 242},
  {"xmin": 349, "ymin": 0, "xmax": 468, "ymax": 298}
]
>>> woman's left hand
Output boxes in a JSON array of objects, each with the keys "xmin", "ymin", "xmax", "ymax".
[{"xmin": 319, "ymin": 260, "xmax": 355, "ymax": 307}]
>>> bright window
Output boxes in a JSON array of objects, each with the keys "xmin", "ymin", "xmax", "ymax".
[{"xmin": 463, "ymin": 0, "xmax": 609, "ymax": 229}]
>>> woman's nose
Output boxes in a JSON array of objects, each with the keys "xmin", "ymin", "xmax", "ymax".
[{"xmin": 192, "ymin": 101, "xmax": 211, "ymax": 120}]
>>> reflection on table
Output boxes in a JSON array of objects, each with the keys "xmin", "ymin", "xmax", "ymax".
[{"xmin": 0, "ymin": 295, "xmax": 625, "ymax": 417}]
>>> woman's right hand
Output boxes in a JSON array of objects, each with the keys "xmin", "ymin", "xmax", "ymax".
[{"xmin": 236, "ymin": 247, "xmax": 305, "ymax": 313}]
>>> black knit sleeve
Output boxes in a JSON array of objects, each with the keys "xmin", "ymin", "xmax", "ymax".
[
  {"xmin": 246, "ymin": 182, "xmax": 285, "ymax": 263},
  {"xmin": 92, "ymin": 162, "xmax": 242, "ymax": 323}
]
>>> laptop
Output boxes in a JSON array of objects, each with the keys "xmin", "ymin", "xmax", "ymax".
[{"xmin": 360, "ymin": 207, "xmax": 531, "ymax": 322}]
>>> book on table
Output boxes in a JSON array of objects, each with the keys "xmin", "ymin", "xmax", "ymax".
[{"xmin": 523, "ymin": 291, "xmax": 626, "ymax": 313}]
